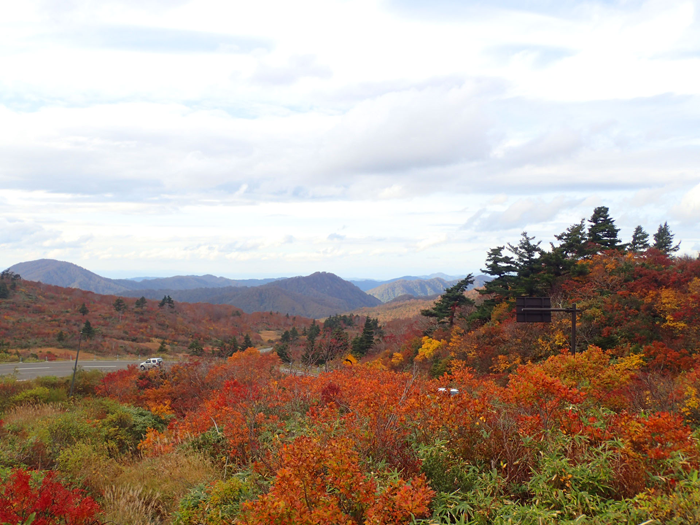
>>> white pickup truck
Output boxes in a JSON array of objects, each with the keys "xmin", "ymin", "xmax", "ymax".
[{"xmin": 139, "ymin": 357, "xmax": 163, "ymax": 370}]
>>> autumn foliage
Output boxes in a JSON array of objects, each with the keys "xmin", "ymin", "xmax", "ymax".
[
  {"xmin": 2, "ymin": 245, "xmax": 700, "ymax": 522},
  {"xmin": 0, "ymin": 468, "xmax": 101, "ymax": 525}
]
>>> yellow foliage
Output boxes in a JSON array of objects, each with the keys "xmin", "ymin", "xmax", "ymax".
[
  {"xmin": 688, "ymin": 277, "xmax": 700, "ymax": 296},
  {"xmin": 682, "ymin": 385, "xmax": 700, "ymax": 419},
  {"xmin": 491, "ymin": 302, "xmax": 512, "ymax": 323},
  {"xmin": 148, "ymin": 400, "xmax": 174, "ymax": 417},
  {"xmin": 490, "ymin": 354, "xmax": 522, "ymax": 373},
  {"xmin": 391, "ymin": 353, "xmax": 404, "ymax": 366},
  {"xmin": 536, "ymin": 330, "xmax": 569, "ymax": 356},
  {"xmin": 343, "ymin": 354, "xmax": 358, "ymax": 366},
  {"xmin": 658, "ymin": 288, "xmax": 688, "ymax": 332},
  {"xmin": 447, "ymin": 327, "xmax": 477, "ymax": 358},
  {"xmin": 613, "ymin": 352, "xmax": 645, "ymax": 375},
  {"xmin": 415, "ymin": 336, "xmax": 445, "ymax": 362}
]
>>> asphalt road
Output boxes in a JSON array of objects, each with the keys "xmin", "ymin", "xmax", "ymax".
[
  {"xmin": 1, "ymin": 348, "xmax": 276, "ymax": 381},
  {"xmin": 0, "ymin": 360, "xmax": 143, "ymax": 381}
]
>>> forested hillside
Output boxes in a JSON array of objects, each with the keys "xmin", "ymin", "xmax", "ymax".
[{"xmin": 0, "ymin": 275, "xmax": 312, "ymax": 359}]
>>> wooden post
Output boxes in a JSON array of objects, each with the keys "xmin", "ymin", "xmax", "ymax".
[
  {"xmin": 571, "ymin": 303, "xmax": 577, "ymax": 355},
  {"xmin": 69, "ymin": 331, "xmax": 83, "ymax": 397}
]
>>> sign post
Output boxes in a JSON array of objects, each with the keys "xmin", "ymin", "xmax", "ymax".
[{"xmin": 516, "ymin": 298, "xmax": 579, "ymax": 355}]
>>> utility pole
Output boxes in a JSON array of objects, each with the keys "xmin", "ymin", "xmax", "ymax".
[{"xmin": 69, "ymin": 329, "xmax": 83, "ymax": 397}]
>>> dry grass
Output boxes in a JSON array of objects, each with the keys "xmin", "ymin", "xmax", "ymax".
[
  {"xmin": 2, "ymin": 402, "xmax": 66, "ymax": 426},
  {"xmin": 351, "ymin": 296, "xmax": 437, "ymax": 323},
  {"xmin": 101, "ymin": 486, "xmax": 162, "ymax": 525},
  {"xmin": 259, "ymin": 330, "xmax": 280, "ymax": 342},
  {"xmin": 102, "ymin": 449, "xmax": 218, "ymax": 524},
  {"xmin": 7, "ymin": 346, "xmax": 99, "ymax": 360}
]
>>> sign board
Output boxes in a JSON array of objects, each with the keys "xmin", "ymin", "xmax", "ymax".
[{"xmin": 516, "ymin": 297, "xmax": 552, "ymax": 323}]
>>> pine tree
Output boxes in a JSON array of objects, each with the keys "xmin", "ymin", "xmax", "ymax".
[
  {"xmin": 113, "ymin": 298, "xmax": 127, "ymax": 322},
  {"xmin": 508, "ymin": 232, "xmax": 548, "ymax": 296},
  {"xmin": 351, "ymin": 317, "xmax": 380, "ymax": 357},
  {"xmin": 81, "ymin": 320, "xmax": 95, "ymax": 339},
  {"xmin": 78, "ymin": 303, "xmax": 89, "ymax": 316},
  {"xmin": 276, "ymin": 342, "xmax": 292, "ymax": 364},
  {"xmin": 421, "ymin": 275, "xmax": 475, "ymax": 326},
  {"xmin": 587, "ymin": 206, "xmax": 621, "ymax": 250},
  {"xmin": 188, "ymin": 340, "xmax": 204, "ymax": 356},
  {"xmin": 653, "ymin": 222, "xmax": 680, "ymax": 254},
  {"xmin": 629, "ymin": 225, "xmax": 650, "ymax": 252},
  {"xmin": 480, "ymin": 247, "xmax": 516, "ymax": 296},
  {"xmin": 242, "ymin": 333, "xmax": 254, "ymax": 350},
  {"xmin": 554, "ymin": 219, "xmax": 588, "ymax": 259},
  {"xmin": 135, "ymin": 296, "xmax": 147, "ymax": 310}
]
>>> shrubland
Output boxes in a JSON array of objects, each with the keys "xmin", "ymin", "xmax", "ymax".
[{"xmin": 1, "ymin": 209, "xmax": 700, "ymax": 523}]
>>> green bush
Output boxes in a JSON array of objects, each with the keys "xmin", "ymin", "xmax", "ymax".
[
  {"xmin": 9, "ymin": 386, "xmax": 66, "ymax": 407},
  {"xmin": 175, "ymin": 477, "xmax": 250, "ymax": 525}
]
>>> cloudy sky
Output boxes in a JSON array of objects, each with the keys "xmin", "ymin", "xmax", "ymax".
[{"xmin": 1, "ymin": 0, "xmax": 699, "ymax": 279}]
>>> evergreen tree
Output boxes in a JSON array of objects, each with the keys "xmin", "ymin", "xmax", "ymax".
[
  {"xmin": 480, "ymin": 247, "xmax": 516, "ymax": 296},
  {"xmin": 81, "ymin": 320, "xmax": 95, "ymax": 339},
  {"xmin": 587, "ymin": 206, "xmax": 621, "ymax": 250},
  {"xmin": 78, "ymin": 303, "xmax": 89, "ymax": 316},
  {"xmin": 421, "ymin": 275, "xmax": 475, "ymax": 326},
  {"xmin": 188, "ymin": 340, "xmax": 204, "ymax": 356},
  {"xmin": 113, "ymin": 298, "xmax": 127, "ymax": 322},
  {"xmin": 242, "ymin": 333, "xmax": 254, "ymax": 350},
  {"xmin": 276, "ymin": 342, "xmax": 292, "ymax": 364},
  {"xmin": 158, "ymin": 295, "xmax": 175, "ymax": 309},
  {"xmin": 629, "ymin": 225, "xmax": 650, "ymax": 252},
  {"xmin": 0, "ymin": 282, "xmax": 8, "ymax": 300},
  {"xmin": 158, "ymin": 339, "xmax": 168, "ymax": 353},
  {"xmin": 508, "ymin": 232, "xmax": 547, "ymax": 296},
  {"xmin": 351, "ymin": 317, "xmax": 380, "ymax": 357},
  {"xmin": 135, "ymin": 296, "xmax": 147, "ymax": 310},
  {"xmin": 653, "ymin": 222, "xmax": 680, "ymax": 254},
  {"xmin": 280, "ymin": 330, "xmax": 291, "ymax": 343},
  {"xmin": 307, "ymin": 320, "xmax": 321, "ymax": 341},
  {"xmin": 554, "ymin": 219, "xmax": 588, "ymax": 259},
  {"xmin": 290, "ymin": 327, "xmax": 299, "ymax": 340}
]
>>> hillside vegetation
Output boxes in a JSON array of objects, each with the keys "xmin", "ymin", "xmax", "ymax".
[
  {"xmin": 2, "ymin": 209, "xmax": 700, "ymax": 524},
  {"xmin": 0, "ymin": 277, "xmax": 313, "ymax": 359}
]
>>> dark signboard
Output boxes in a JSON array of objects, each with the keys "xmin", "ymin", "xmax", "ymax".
[{"xmin": 516, "ymin": 297, "xmax": 552, "ymax": 323}]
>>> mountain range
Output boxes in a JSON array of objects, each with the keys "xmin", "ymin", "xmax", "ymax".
[
  {"xmin": 120, "ymin": 272, "xmax": 381, "ymax": 318},
  {"xmin": 7, "ymin": 259, "xmax": 488, "ymax": 317}
]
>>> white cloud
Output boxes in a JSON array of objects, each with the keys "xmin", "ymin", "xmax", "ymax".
[
  {"xmin": 673, "ymin": 182, "xmax": 700, "ymax": 222},
  {"xmin": 1, "ymin": 0, "xmax": 700, "ymax": 277}
]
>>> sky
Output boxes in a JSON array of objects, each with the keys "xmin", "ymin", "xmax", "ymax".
[{"xmin": 1, "ymin": 0, "xmax": 699, "ymax": 280}]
